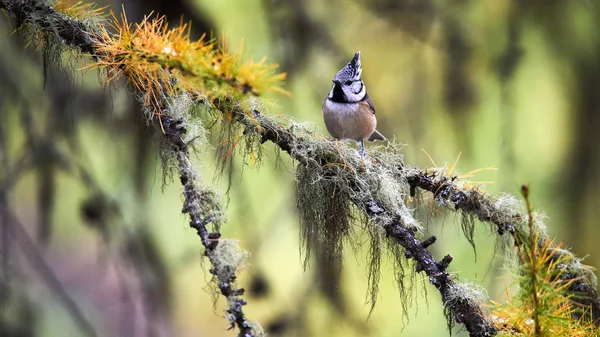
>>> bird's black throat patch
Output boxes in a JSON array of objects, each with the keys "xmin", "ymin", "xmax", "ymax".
[{"xmin": 330, "ymin": 83, "xmax": 347, "ymax": 103}]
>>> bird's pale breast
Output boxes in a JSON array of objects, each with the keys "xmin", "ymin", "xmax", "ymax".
[{"xmin": 322, "ymin": 99, "xmax": 377, "ymax": 141}]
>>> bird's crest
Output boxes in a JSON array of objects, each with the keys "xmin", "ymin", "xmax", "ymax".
[{"xmin": 334, "ymin": 51, "xmax": 362, "ymax": 82}]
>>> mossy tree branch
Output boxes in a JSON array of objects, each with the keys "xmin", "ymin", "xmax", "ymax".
[
  {"xmin": 233, "ymin": 106, "xmax": 497, "ymax": 336},
  {"xmin": 406, "ymin": 169, "xmax": 600, "ymax": 323},
  {"xmin": 0, "ymin": 0, "xmax": 95, "ymax": 54},
  {"xmin": 161, "ymin": 115, "xmax": 257, "ymax": 336},
  {"xmin": 1, "ymin": 1, "xmax": 598, "ymax": 336}
]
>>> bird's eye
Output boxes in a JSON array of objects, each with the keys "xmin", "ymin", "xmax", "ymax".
[{"xmin": 345, "ymin": 80, "xmax": 353, "ymax": 85}]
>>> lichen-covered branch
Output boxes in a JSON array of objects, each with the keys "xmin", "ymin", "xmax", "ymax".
[
  {"xmin": 237, "ymin": 108, "xmax": 497, "ymax": 336},
  {"xmin": 2, "ymin": 0, "xmax": 598, "ymax": 336},
  {"xmin": 0, "ymin": 0, "xmax": 96, "ymax": 54},
  {"xmin": 160, "ymin": 114, "xmax": 259, "ymax": 336},
  {"xmin": 406, "ymin": 168, "xmax": 600, "ymax": 323}
]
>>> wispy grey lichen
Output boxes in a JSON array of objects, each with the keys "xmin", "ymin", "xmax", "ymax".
[{"xmin": 443, "ymin": 281, "xmax": 491, "ymax": 333}]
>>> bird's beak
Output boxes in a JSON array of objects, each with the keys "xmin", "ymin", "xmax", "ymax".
[{"xmin": 332, "ymin": 80, "xmax": 341, "ymax": 86}]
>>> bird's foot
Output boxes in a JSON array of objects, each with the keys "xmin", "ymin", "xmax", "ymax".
[{"xmin": 359, "ymin": 147, "xmax": 367, "ymax": 158}]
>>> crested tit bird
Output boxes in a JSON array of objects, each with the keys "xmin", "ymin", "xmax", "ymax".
[{"xmin": 322, "ymin": 51, "xmax": 386, "ymax": 157}]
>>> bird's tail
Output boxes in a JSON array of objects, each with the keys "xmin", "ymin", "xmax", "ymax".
[{"xmin": 367, "ymin": 129, "xmax": 386, "ymax": 141}]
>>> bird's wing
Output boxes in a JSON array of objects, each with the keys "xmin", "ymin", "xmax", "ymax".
[{"xmin": 362, "ymin": 94, "xmax": 376, "ymax": 114}]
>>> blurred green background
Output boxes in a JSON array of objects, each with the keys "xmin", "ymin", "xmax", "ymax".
[{"xmin": 1, "ymin": 0, "xmax": 600, "ymax": 336}]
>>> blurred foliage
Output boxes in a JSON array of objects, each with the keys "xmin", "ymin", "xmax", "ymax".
[{"xmin": 1, "ymin": 0, "xmax": 600, "ymax": 336}]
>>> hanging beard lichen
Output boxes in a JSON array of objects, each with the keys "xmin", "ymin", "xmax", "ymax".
[
  {"xmin": 292, "ymin": 138, "xmax": 420, "ymax": 319},
  {"xmin": 295, "ymin": 162, "xmax": 355, "ymax": 273}
]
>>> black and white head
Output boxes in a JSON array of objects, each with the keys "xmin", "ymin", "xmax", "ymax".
[{"xmin": 328, "ymin": 51, "xmax": 367, "ymax": 103}]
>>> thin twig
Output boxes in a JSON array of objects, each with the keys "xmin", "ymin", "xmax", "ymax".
[{"xmin": 521, "ymin": 184, "xmax": 541, "ymax": 335}]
